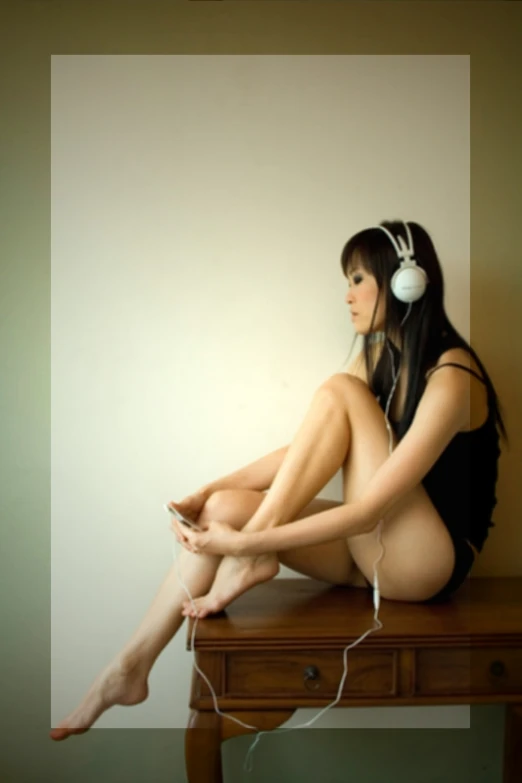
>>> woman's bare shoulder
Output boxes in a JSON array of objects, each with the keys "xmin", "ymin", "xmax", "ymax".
[
  {"xmin": 425, "ymin": 347, "xmax": 482, "ymax": 381},
  {"xmin": 425, "ymin": 347, "xmax": 488, "ymax": 431}
]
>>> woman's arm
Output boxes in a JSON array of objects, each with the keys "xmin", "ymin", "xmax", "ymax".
[
  {"xmin": 201, "ymin": 445, "xmax": 289, "ymax": 495},
  {"xmin": 238, "ymin": 366, "xmax": 470, "ymax": 555},
  {"xmin": 177, "ymin": 367, "xmax": 471, "ymax": 557},
  {"xmin": 235, "ymin": 501, "xmax": 370, "ymax": 555}
]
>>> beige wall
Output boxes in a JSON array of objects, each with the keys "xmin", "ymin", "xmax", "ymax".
[
  {"xmin": 2, "ymin": 1, "xmax": 521, "ymax": 781},
  {"xmin": 50, "ymin": 53, "xmax": 471, "ymax": 732}
]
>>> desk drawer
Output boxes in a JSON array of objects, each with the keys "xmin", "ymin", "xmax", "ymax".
[
  {"xmin": 416, "ymin": 647, "xmax": 522, "ymax": 696},
  {"xmin": 225, "ymin": 650, "xmax": 396, "ymax": 698}
]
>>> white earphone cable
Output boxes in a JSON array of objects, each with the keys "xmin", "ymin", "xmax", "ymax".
[
  {"xmin": 170, "ymin": 225, "xmax": 415, "ymax": 772},
  {"xmin": 168, "ymin": 338, "xmax": 402, "ymax": 773}
]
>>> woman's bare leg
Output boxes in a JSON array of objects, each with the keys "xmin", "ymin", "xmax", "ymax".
[
  {"xmin": 49, "ymin": 496, "xmax": 232, "ymax": 742},
  {"xmin": 191, "ymin": 378, "xmax": 354, "ymax": 617},
  {"xmin": 49, "ymin": 490, "xmax": 352, "ymax": 741},
  {"xmin": 193, "ymin": 370, "xmax": 456, "ymax": 612}
]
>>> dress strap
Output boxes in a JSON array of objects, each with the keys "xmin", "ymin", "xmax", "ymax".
[{"xmin": 426, "ymin": 362, "xmax": 487, "ymax": 384}]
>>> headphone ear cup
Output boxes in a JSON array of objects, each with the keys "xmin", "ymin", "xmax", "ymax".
[{"xmin": 391, "ymin": 265, "xmax": 428, "ymax": 303}]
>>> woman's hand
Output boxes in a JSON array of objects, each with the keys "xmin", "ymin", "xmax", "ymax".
[{"xmin": 170, "ymin": 517, "xmax": 245, "ymax": 557}]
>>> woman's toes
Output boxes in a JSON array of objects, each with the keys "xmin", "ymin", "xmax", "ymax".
[{"xmin": 194, "ymin": 599, "xmax": 218, "ymax": 618}]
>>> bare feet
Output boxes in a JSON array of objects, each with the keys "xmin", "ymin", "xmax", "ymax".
[
  {"xmin": 49, "ymin": 657, "xmax": 149, "ymax": 741},
  {"xmin": 181, "ymin": 553, "xmax": 279, "ymax": 619}
]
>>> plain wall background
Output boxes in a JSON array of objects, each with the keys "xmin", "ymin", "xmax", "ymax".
[
  {"xmin": 2, "ymin": 2, "xmax": 521, "ymax": 782},
  {"xmin": 51, "ymin": 53, "xmax": 470, "ymax": 732}
]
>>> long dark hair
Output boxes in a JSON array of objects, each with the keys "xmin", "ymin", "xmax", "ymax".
[{"xmin": 340, "ymin": 220, "xmax": 508, "ymax": 445}]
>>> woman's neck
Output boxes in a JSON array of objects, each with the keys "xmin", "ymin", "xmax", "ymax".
[{"xmin": 368, "ymin": 329, "xmax": 402, "ymax": 352}]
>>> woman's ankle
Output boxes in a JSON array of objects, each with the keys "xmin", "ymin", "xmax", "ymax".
[{"xmin": 115, "ymin": 650, "xmax": 151, "ymax": 679}]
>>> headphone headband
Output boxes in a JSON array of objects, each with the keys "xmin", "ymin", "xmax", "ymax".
[
  {"xmin": 376, "ymin": 222, "xmax": 415, "ymax": 263},
  {"xmin": 372, "ymin": 221, "xmax": 428, "ymax": 303}
]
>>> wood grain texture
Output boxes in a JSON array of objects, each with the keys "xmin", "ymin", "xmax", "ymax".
[{"xmin": 184, "ymin": 577, "xmax": 522, "ymax": 782}]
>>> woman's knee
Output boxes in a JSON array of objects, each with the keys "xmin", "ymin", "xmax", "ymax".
[
  {"xmin": 320, "ymin": 372, "xmax": 369, "ymax": 402},
  {"xmin": 201, "ymin": 488, "xmax": 263, "ymax": 529}
]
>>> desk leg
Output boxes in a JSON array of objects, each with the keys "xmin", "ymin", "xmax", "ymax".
[
  {"xmin": 185, "ymin": 710, "xmax": 223, "ymax": 783},
  {"xmin": 504, "ymin": 703, "xmax": 522, "ymax": 783},
  {"xmin": 185, "ymin": 709, "xmax": 295, "ymax": 783}
]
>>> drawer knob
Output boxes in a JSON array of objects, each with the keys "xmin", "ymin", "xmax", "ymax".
[
  {"xmin": 490, "ymin": 660, "xmax": 505, "ymax": 677},
  {"xmin": 303, "ymin": 665, "xmax": 321, "ymax": 690}
]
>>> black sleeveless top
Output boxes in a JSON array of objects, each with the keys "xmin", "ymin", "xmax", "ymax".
[{"xmin": 391, "ymin": 363, "xmax": 501, "ymax": 553}]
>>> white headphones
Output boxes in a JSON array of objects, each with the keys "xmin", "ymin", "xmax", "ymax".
[{"xmin": 373, "ymin": 221, "xmax": 428, "ymax": 303}]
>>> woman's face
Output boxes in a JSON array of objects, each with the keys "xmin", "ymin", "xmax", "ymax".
[{"xmin": 345, "ymin": 263, "xmax": 385, "ymax": 334}]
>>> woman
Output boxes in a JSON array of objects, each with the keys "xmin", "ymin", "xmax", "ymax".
[{"xmin": 51, "ymin": 220, "xmax": 506, "ymax": 741}]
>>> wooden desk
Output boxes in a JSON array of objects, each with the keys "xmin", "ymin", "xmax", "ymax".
[{"xmin": 185, "ymin": 577, "xmax": 522, "ymax": 782}]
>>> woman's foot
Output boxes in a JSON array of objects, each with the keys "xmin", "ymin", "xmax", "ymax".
[
  {"xmin": 49, "ymin": 656, "xmax": 149, "ymax": 741},
  {"xmin": 181, "ymin": 553, "xmax": 279, "ymax": 619}
]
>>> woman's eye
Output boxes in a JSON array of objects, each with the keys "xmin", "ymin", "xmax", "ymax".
[{"xmin": 353, "ymin": 275, "xmax": 362, "ymax": 284}]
